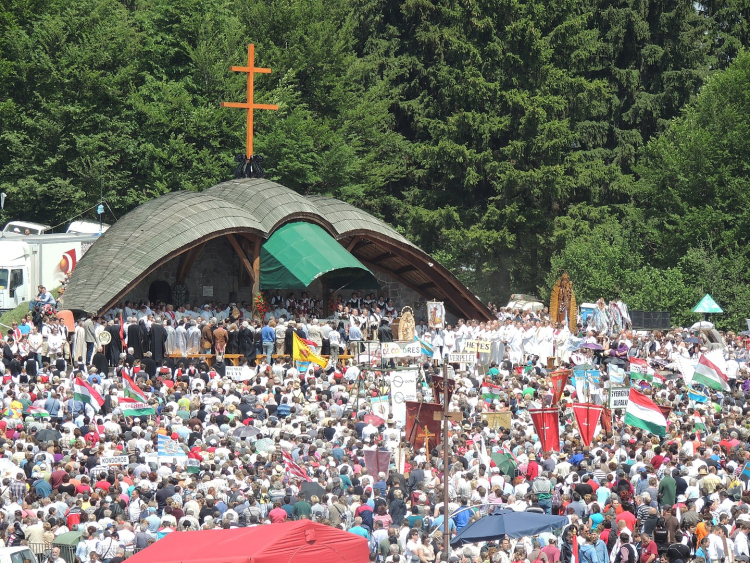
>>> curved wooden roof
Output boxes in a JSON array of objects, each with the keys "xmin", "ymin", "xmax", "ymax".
[{"xmin": 63, "ymin": 179, "xmax": 492, "ymax": 320}]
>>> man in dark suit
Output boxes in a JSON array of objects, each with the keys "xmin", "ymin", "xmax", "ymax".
[{"xmin": 239, "ymin": 322, "xmax": 254, "ymax": 358}]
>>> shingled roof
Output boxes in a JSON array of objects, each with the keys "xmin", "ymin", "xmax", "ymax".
[{"xmin": 63, "ymin": 178, "xmax": 492, "ymax": 320}]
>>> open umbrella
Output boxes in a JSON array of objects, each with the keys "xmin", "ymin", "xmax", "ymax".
[
  {"xmin": 451, "ymin": 507, "xmax": 568, "ymax": 546},
  {"xmin": 299, "ymin": 481, "xmax": 326, "ymax": 500},
  {"xmin": 254, "ymin": 438, "xmax": 275, "ymax": 453},
  {"xmin": 579, "ymin": 342, "xmax": 603, "ymax": 351},
  {"xmin": 233, "ymin": 426, "xmax": 261, "ymax": 439},
  {"xmin": 490, "ymin": 453, "xmax": 516, "ymax": 476},
  {"xmin": 36, "ymin": 429, "xmax": 62, "ymax": 442},
  {"xmin": 363, "ymin": 413, "xmax": 385, "ymax": 426}
]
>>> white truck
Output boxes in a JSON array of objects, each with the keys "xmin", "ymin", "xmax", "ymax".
[{"xmin": 0, "ymin": 232, "xmax": 102, "ymax": 312}]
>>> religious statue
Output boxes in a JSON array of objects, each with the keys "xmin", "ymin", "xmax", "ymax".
[
  {"xmin": 549, "ymin": 272, "xmax": 576, "ymax": 328},
  {"xmin": 399, "ymin": 306, "xmax": 416, "ymax": 341}
]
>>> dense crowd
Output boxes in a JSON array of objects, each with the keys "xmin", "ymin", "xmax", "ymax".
[{"xmin": 0, "ymin": 292, "xmax": 749, "ymax": 563}]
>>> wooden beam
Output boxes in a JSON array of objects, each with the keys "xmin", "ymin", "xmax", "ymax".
[
  {"xmin": 251, "ymin": 238, "xmax": 261, "ymax": 296},
  {"xmin": 226, "ymin": 234, "xmax": 255, "ymax": 287},
  {"xmin": 175, "ymin": 243, "xmax": 205, "ymax": 283},
  {"xmin": 394, "ymin": 265, "xmax": 417, "ymax": 275},
  {"xmin": 419, "ymin": 282, "xmax": 437, "ymax": 291},
  {"xmin": 370, "ymin": 252, "xmax": 394, "ymax": 264},
  {"xmin": 346, "ymin": 238, "xmax": 372, "ymax": 253}
]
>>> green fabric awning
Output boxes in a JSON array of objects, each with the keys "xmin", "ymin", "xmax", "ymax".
[{"xmin": 261, "ymin": 222, "xmax": 378, "ymax": 290}]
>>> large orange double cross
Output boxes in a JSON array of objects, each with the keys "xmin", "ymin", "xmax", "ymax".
[{"xmin": 222, "ymin": 44, "xmax": 279, "ymax": 158}]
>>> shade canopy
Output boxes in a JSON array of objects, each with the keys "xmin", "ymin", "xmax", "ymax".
[
  {"xmin": 693, "ymin": 294, "xmax": 723, "ymax": 313},
  {"xmin": 260, "ymin": 221, "xmax": 378, "ymax": 290},
  {"xmin": 451, "ymin": 508, "xmax": 568, "ymax": 547},
  {"xmin": 126, "ymin": 521, "xmax": 369, "ymax": 563}
]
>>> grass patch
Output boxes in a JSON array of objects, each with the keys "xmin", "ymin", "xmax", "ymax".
[{"xmin": 0, "ymin": 287, "xmax": 61, "ymax": 330}]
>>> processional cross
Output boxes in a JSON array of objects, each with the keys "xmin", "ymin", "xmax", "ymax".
[
  {"xmin": 417, "ymin": 427, "xmax": 436, "ymax": 463},
  {"xmin": 222, "ymin": 44, "xmax": 278, "ymax": 176}
]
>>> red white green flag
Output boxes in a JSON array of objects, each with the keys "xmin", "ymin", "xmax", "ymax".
[
  {"xmin": 694, "ymin": 354, "xmax": 730, "ymax": 391},
  {"xmin": 122, "ymin": 372, "xmax": 148, "ymax": 402},
  {"xmin": 73, "ymin": 377, "xmax": 104, "ymax": 413}
]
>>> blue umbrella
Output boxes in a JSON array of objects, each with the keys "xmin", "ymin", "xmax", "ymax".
[{"xmin": 450, "ymin": 508, "xmax": 568, "ymax": 546}]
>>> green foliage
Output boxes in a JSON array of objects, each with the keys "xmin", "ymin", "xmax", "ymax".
[{"xmin": 2, "ymin": 0, "xmax": 750, "ymax": 327}]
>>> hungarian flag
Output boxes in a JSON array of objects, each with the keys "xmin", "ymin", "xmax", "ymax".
[
  {"xmin": 549, "ymin": 370, "xmax": 569, "ymax": 405},
  {"xmin": 28, "ymin": 406, "xmax": 50, "ymax": 418},
  {"xmin": 624, "ymin": 388, "xmax": 667, "ymax": 437},
  {"xmin": 119, "ymin": 397, "xmax": 155, "ymax": 417},
  {"xmin": 629, "ymin": 358, "xmax": 655, "ymax": 383},
  {"xmin": 292, "ymin": 333, "xmax": 327, "ymax": 368},
  {"xmin": 122, "ymin": 373, "xmax": 148, "ymax": 402},
  {"xmin": 693, "ymin": 412, "xmax": 706, "ymax": 431},
  {"xmin": 73, "ymin": 378, "xmax": 104, "ymax": 413},
  {"xmin": 481, "ymin": 383, "xmax": 502, "ymax": 405},
  {"xmin": 528, "ymin": 407, "xmax": 560, "ymax": 452},
  {"xmin": 571, "ymin": 403, "xmax": 603, "ymax": 447},
  {"xmin": 694, "ymin": 354, "xmax": 730, "ymax": 391},
  {"xmin": 186, "ymin": 458, "xmax": 201, "ymax": 474}
]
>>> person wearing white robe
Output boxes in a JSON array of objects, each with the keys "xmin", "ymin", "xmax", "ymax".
[
  {"xmin": 443, "ymin": 326, "xmax": 456, "ymax": 357},
  {"xmin": 506, "ymin": 323, "xmax": 523, "ymax": 365},
  {"xmin": 175, "ymin": 323, "xmax": 188, "ymax": 356},
  {"xmin": 72, "ymin": 321, "xmax": 86, "ymax": 363},
  {"xmin": 537, "ymin": 321, "xmax": 554, "ymax": 367},
  {"xmin": 164, "ymin": 322, "xmax": 176, "ymax": 356},
  {"xmin": 186, "ymin": 321, "xmax": 201, "ymax": 355},
  {"xmin": 554, "ymin": 322, "xmax": 571, "ymax": 365},
  {"xmin": 522, "ymin": 323, "xmax": 537, "ymax": 361}
]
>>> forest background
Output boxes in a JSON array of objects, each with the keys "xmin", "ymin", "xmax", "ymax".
[{"xmin": 2, "ymin": 0, "xmax": 750, "ymax": 329}]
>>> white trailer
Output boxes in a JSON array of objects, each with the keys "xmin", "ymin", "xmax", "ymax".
[{"xmin": 0, "ymin": 233, "xmax": 101, "ymax": 312}]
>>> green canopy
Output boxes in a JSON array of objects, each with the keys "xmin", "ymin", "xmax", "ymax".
[
  {"xmin": 261, "ymin": 222, "xmax": 379, "ymax": 290},
  {"xmin": 692, "ymin": 294, "xmax": 723, "ymax": 313}
]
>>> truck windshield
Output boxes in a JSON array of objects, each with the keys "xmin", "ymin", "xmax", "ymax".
[{"xmin": 0, "ymin": 269, "xmax": 8, "ymax": 290}]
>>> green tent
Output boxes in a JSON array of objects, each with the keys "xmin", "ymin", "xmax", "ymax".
[
  {"xmin": 260, "ymin": 222, "xmax": 379, "ymax": 290},
  {"xmin": 54, "ymin": 531, "xmax": 82, "ymax": 563}
]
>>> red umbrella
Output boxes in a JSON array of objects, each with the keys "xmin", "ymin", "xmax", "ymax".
[{"xmin": 363, "ymin": 413, "xmax": 385, "ymax": 426}]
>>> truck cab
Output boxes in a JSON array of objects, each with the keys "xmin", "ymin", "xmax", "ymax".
[
  {"xmin": 1, "ymin": 221, "xmax": 50, "ymax": 236},
  {"xmin": 0, "ymin": 241, "xmax": 29, "ymax": 311},
  {"xmin": 0, "ymin": 547, "xmax": 39, "ymax": 563}
]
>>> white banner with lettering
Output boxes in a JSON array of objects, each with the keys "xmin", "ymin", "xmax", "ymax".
[{"xmin": 389, "ymin": 369, "xmax": 418, "ymax": 427}]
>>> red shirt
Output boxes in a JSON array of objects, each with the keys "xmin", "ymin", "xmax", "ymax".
[
  {"xmin": 616, "ymin": 510, "xmax": 636, "ymax": 531},
  {"xmin": 640, "ymin": 540, "xmax": 658, "ymax": 563},
  {"xmin": 269, "ymin": 507, "xmax": 288, "ymax": 523}
]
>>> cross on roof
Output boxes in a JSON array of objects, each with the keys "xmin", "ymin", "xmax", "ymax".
[{"xmin": 221, "ymin": 44, "xmax": 279, "ymax": 158}]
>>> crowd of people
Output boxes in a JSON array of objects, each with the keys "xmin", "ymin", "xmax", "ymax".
[{"xmin": 0, "ymin": 289, "xmax": 749, "ymax": 563}]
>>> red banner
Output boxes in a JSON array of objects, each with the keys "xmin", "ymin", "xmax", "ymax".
[
  {"xmin": 549, "ymin": 370, "xmax": 569, "ymax": 405},
  {"xmin": 405, "ymin": 401, "xmax": 443, "ymax": 452},
  {"xmin": 571, "ymin": 403, "xmax": 603, "ymax": 447},
  {"xmin": 601, "ymin": 407, "xmax": 612, "ymax": 435},
  {"xmin": 431, "ymin": 375, "xmax": 456, "ymax": 403},
  {"xmin": 657, "ymin": 404, "xmax": 672, "ymax": 420},
  {"xmin": 528, "ymin": 407, "xmax": 560, "ymax": 452}
]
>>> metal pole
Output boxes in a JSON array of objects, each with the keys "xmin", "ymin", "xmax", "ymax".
[{"xmin": 442, "ymin": 360, "xmax": 450, "ymax": 559}]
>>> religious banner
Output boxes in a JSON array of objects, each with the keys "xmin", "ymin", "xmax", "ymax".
[
  {"xmin": 427, "ymin": 301, "xmax": 445, "ymax": 329},
  {"xmin": 549, "ymin": 370, "xmax": 570, "ymax": 405},
  {"xmin": 528, "ymin": 407, "xmax": 560, "ymax": 452},
  {"xmin": 371, "ymin": 395, "xmax": 390, "ymax": 420},
  {"xmin": 571, "ymin": 403, "xmax": 603, "ymax": 447},
  {"xmin": 363, "ymin": 450, "xmax": 391, "ymax": 476},
  {"xmin": 431, "ymin": 374, "xmax": 456, "ymax": 403},
  {"xmin": 481, "ymin": 411, "xmax": 512, "ymax": 430},
  {"xmin": 600, "ymin": 407, "xmax": 612, "ymax": 435},
  {"xmin": 405, "ymin": 401, "xmax": 443, "ymax": 452},
  {"xmin": 390, "ymin": 369, "xmax": 418, "ymax": 426}
]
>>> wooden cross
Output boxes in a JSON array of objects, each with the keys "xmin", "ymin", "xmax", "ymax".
[
  {"xmin": 221, "ymin": 44, "xmax": 279, "ymax": 158},
  {"xmin": 417, "ymin": 427, "xmax": 436, "ymax": 463}
]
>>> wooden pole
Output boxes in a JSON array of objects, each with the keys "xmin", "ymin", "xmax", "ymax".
[{"xmin": 442, "ymin": 360, "xmax": 450, "ymax": 559}]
